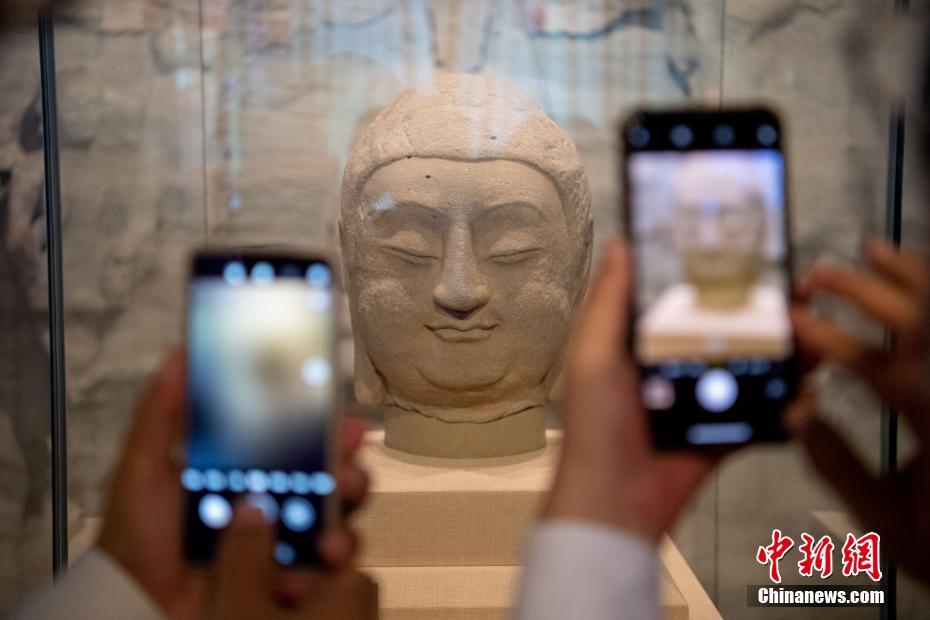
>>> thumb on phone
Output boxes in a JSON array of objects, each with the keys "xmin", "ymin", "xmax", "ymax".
[
  {"xmin": 210, "ymin": 504, "xmax": 276, "ymax": 618},
  {"xmin": 300, "ymin": 570, "xmax": 378, "ymax": 620}
]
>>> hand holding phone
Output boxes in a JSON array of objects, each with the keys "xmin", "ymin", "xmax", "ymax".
[
  {"xmin": 542, "ymin": 242, "xmax": 716, "ymax": 543},
  {"xmin": 209, "ymin": 504, "xmax": 377, "ymax": 619},
  {"xmin": 96, "ymin": 349, "xmax": 369, "ymax": 616}
]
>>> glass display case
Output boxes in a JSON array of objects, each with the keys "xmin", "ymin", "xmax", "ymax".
[{"xmin": 1, "ymin": 1, "xmax": 928, "ymax": 617}]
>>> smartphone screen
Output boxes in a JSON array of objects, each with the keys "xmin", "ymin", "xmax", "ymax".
[
  {"xmin": 622, "ymin": 109, "xmax": 796, "ymax": 447},
  {"xmin": 183, "ymin": 251, "xmax": 338, "ymax": 565}
]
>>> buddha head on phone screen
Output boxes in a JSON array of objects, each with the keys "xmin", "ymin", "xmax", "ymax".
[
  {"xmin": 339, "ymin": 74, "xmax": 592, "ymax": 427},
  {"xmin": 672, "ymin": 158, "xmax": 767, "ymax": 309}
]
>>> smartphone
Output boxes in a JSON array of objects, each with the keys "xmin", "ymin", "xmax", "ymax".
[
  {"xmin": 182, "ymin": 250, "xmax": 340, "ymax": 565},
  {"xmin": 622, "ymin": 108, "xmax": 797, "ymax": 448}
]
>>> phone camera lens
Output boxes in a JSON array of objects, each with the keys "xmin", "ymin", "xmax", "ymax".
[
  {"xmin": 757, "ymin": 123, "xmax": 778, "ymax": 146},
  {"xmin": 713, "ymin": 124, "xmax": 735, "ymax": 146},
  {"xmin": 628, "ymin": 125, "xmax": 650, "ymax": 148},
  {"xmin": 670, "ymin": 124, "xmax": 693, "ymax": 148}
]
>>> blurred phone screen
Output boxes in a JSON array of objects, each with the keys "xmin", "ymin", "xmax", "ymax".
[
  {"xmin": 623, "ymin": 109, "xmax": 796, "ymax": 447},
  {"xmin": 183, "ymin": 252, "xmax": 337, "ymax": 565}
]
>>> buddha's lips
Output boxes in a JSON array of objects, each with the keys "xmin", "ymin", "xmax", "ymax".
[{"xmin": 427, "ymin": 323, "xmax": 499, "ymax": 343}]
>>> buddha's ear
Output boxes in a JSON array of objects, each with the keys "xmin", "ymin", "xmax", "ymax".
[
  {"xmin": 576, "ymin": 217, "xmax": 594, "ymax": 304},
  {"xmin": 547, "ymin": 365, "xmax": 566, "ymax": 401},
  {"xmin": 353, "ymin": 333, "xmax": 386, "ymax": 405},
  {"xmin": 338, "ymin": 219, "xmax": 350, "ymax": 290},
  {"xmin": 548, "ymin": 220, "xmax": 594, "ymax": 402},
  {"xmin": 339, "ymin": 219, "xmax": 387, "ymax": 405}
]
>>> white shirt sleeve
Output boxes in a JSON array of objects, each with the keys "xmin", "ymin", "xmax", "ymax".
[
  {"xmin": 514, "ymin": 521, "xmax": 659, "ymax": 620},
  {"xmin": 12, "ymin": 548, "xmax": 165, "ymax": 620}
]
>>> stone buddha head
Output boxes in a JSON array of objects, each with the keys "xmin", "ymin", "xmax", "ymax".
[
  {"xmin": 339, "ymin": 73, "xmax": 592, "ymax": 457},
  {"xmin": 672, "ymin": 156, "xmax": 767, "ymax": 309}
]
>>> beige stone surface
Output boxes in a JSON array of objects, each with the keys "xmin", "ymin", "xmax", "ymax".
[
  {"xmin": 659, "ymin": 539, "xmax": 723, "ymax": 620},
  {"xmin": 367, "ymin": 564, "xmax": 689, "ymax": 620},
  {"xmin": 357, "ymin": 429, "xmax": 712, "ymax": 618},
  {"xmin": 356, "ymin": 430, "xmax": 557, "ymax": 567},
  {"xmin": 339, "ymin": 73, "xmax": 593, "ymax": 457},
  {"xmin": 382, "ymin": 405, "xmax": 547, "ymax": 460},
  {"xmin": 637, "ymin": 284, "xmax": 791, "ymax": 363}
]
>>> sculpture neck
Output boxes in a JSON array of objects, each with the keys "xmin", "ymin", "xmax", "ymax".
[
  {"xmin": 383, "ymin": 405, "xmax": 547, "ymax": 458},
  {"xmin": 693, "ymin": 281, "xmax": 753, "ymax": 309}
]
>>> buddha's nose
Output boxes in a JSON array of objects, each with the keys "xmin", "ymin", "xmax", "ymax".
[
  {"xmin": 696, "ymin": 218, "xmax": 721, "ymax": 247},
  {"xmin": 433, "ymin": 236, "xmax": 490, "ymax": 319}
]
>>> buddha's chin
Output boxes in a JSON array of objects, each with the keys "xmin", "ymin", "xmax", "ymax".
[{"xmin": 385, "ymin": 394, "xmax": 547, "ymax": 424}]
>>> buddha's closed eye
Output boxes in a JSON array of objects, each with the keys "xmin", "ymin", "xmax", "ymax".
[
  {"xmin": 486, "ymin": 229, "xmax": 543, "ymax": 265},
  {"xmin": 382, "ymin": 244, "xmax": 438, "ymax": 265},
  {"xmin": 488, "ymin": 247, "xmax": 541, "ymax": 264},
  {"xmin": 380, "ymin": 229, "xmax": 440, "ymax": 264}
]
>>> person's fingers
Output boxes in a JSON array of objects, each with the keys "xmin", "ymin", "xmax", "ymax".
[
  {"xmin": 789, "ymin": 307, "xmax": 825, "ymax": 373},
  {"xmin": 568, "ymin": 240, "xmax": 630, "ymax": 369},
  {"xmin": 335, "ymin": 416, "xmax": 369, "ymax": 516},
  {"xmin": 652, "ymin": 453, "xmax": 717, "ymax": 527},
  {"xmin": 300, "ymin": 570, "xmax": 378, "ymax": 620},
  {"xmin": 212, "ymin": 505, "xmax": 275, "ymax": 615},
  {"xmin": 317, "ymin": 527, "xmax": 360, "ymax": 569},
  {"xmin": 790, "ymin": 307, "xmax": 883, "ymax": 375},
  {"xmin": 792, "ymin": 413, "xmax": 890, "ymax": 532},
  {"xmin": 782, "ymin": 388, "xmax": 818, "ymax": 437},
  {"xmin": 272, "ymin": 571, "xmax": 322, "ymax": 609},
  {"xmin": 876, "ymin": 363, "xmax": 930, "ymax": 441},
  {"xmin": 802, "ymin": 265, "xmax": 920, "ymax": 336},
  {"xmin": 865, "ymin": 238, "xmax": 930, "ymax": 294},
  {"xmin": 339, "ymin": 416, "xmax": 368, "ymax": 463},
  {"xmin": 335, "ymin": 464, "xmax": 369, "ymax": 517},
  {"xmin": 792, "ymin": 309, "xmax": 930, "ymax": 438},
  {"xmin": 122, "ymin": 348, "xmax": 185, "ymax": 472},
  {"xmin": 179, "ymin": 569, "xmax": 212, "ymax": 618}
]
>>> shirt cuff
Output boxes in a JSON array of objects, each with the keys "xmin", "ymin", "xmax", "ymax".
[
  {"xmin": 514, "ymin": 520, "xmax": 660, "ymax": 620},
  {"xmin": 13, "ymin": 548, "xmax": 165, "ymax": 620}
]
